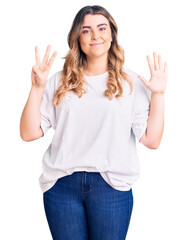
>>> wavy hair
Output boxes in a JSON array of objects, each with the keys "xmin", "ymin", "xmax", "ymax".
[{"xmin": 53, "ymin": 5, "xmax": 133, "ymax": 106}]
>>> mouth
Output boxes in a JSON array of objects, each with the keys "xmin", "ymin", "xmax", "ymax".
[{"xmin": 90, "ymin": 43, "xmax": 104, "ymax": 46}]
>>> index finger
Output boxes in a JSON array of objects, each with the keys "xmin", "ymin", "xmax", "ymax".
[
  {"xmin": 48, "ymin": 51, "xmax": 58, "ymax": 69},
  {"xmin": 35, "ymin": 46, "xmax": 41, "ymax": 65}
]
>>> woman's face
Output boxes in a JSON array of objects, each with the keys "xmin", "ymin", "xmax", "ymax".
[{"xmin": 78, "ymin": 14, "xmax": 113, "ymax": 59}]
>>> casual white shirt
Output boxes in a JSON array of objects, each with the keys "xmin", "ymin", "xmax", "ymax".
[{"xmin": 39, "ymin": 66, "xmax": 151, "ymax": 193}]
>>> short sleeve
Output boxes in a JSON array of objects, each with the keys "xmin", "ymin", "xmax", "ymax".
[
  {"xmin": 131, "ymin": 73, "xmax": 151, "ymax": 141},
  {"xmin": 40, "ymin": 74, "xmax": 56, "ymax": 136}
]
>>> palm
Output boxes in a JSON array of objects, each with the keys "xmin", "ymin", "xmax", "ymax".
[
  {"xmin": 37, "ymin": 61, "xmax": 50, "ymax": 79},
  {"xmin": 138, "ymin": 52, "xmax": 168, "ymax": 94}
]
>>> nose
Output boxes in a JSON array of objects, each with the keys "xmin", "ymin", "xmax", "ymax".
[{"xmin": 91, "ymin": 30, "xmax": 100, "ymax": 40}]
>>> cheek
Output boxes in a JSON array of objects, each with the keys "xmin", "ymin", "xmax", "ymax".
[
  {"xmin": 99, "ymin": 32, "xmax": 111, "ymax": 42},
  {"xmin": 79, "ymin": 35, "xmax": 89, "ymax": 45},
  {"xmin": 105, "ymin": 33, "xmax": 112, "ymax": 41},
  {"xmin": 79, "ymin": 38, "xmax": 89, "ymax": 53}
]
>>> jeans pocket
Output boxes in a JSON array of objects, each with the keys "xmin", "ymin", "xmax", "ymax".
[{"xmin": 43, "ymin": 178, "xmax": 60, "ymax": 195}]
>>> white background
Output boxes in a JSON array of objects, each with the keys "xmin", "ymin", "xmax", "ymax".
[{"xmin": 1, "ymin": 0, "xmax": 187, "ymax": 239}]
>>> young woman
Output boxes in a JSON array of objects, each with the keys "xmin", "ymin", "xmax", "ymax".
[{"xmin": 20, "ymin": 5, "xmax": 168, "ymax": 240}]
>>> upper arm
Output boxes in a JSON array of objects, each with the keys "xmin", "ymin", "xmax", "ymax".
[
  {"xmin": 31, "ymin": 127, "xmax": 44, "ymax": 141},
  {"xmin": 33, "ymin": 127, "xmax": 44, "ymax": 140},
  {"xmin": 39, "ymin": 126, "xmax": 44, "ymax": 138}
]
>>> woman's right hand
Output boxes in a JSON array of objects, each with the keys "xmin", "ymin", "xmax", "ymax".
[{"xmin": 31, "ymin": 45, "xmax": 57, "ymax": 89}]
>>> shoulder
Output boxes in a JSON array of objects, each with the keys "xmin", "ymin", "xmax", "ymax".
[
  {"xmin": 123, "ymin": 65, "xmax": 138, "ymax": 77},
  {"xmin": 123, "ymin": 65, "xmax": 141, "ymax": 87}
]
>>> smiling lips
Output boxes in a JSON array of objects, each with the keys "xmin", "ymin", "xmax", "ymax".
[{"xmin": 90, "ymin": 43, "xmax": 104, "ymax": 46}]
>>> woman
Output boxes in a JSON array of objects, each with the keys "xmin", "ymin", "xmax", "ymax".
[{"xmin": 20, "ymin": 5, "xmax": 168, "ymax": 240}]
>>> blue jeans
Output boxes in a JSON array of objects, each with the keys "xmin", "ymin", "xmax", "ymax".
[{"xmin": 43, "ymin": 171, "xmax": 133, "ymax": 240}]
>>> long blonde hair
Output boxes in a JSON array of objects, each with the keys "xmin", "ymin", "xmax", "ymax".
[{"xmin": 53, "ymin": 5, "xmax": 133, "ymax": 106}]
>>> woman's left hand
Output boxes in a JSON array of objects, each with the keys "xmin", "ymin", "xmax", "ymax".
[{"xmin": 138, "ymin": 52, "xmax": 168, "ymax": 94}]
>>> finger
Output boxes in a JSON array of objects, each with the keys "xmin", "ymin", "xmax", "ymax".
[
  {"xmin": 42, "ymin": 45, "xmax": 51, "ymax": 63},
  {"xmin": 158, "ymin": 54, "xmax": 163, "ymax": 71},
  {"xmin": 138, "ymin": 75, "xmax": 150, "ymax": 88},
  {"xmin": 153, "ymin": 52, "xmax": 159, "ymax": 70},
  {"xmin": 164, "ymin": 62, "xmax": 168, "ymax": 73},
  {"xmin": 33, "ymin": 65, "xmax": 42, "ymax": 79},
  {"xmin": 35, "ymin": 46, "xmax": 41, "ymax": 65},
  {"xmin": 48, "ymin": 51, "xmax": 58, "ymax": 69},
  {"xmin": 146, "ymin": 55, "xmax": 154, "ymax": 74}
]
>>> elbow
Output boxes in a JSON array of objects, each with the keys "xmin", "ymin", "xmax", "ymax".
[
  {"xmin": 148, "ymin": 145, "xmax": 159, "ymax": 150},
  {"xmin": 20, "ymin": 133, "xmax": 32, "ymax": 142},
  {"xmin": 139, "ymin": 132, "xmax": 160, "ymax": 149},
  {"xmin": 20, "ymin": 127, "xmax": 43, "ymax": 142},
  {"xmin": 20, "ymin": 135, "xmax": 39, "ymax": 142},
  {"xmin": 20, "ymin": 125, "xmax": 32, "ymax": 142},
  {"xmin": 20, "ymin": 130, "xmax": 39, "ymax": 142},
  {"xmin": 20, "ymin": 129, "xmax": 29, "ymax": 141},
  {"xmin": 148, "ymin": 141, "xmax": 160, "ymax": 149}
]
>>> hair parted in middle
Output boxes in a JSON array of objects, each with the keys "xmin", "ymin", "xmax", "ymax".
[{"xmin": 53, "ymin": 5, "xmax": 133, "ymax": 106}]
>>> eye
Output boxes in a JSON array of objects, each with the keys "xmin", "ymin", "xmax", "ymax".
[
  {"xmin": 99, "ymin": 27, "xmax": 106, "ymax": 31},
  {"xmin": 82, "ymin": 29, "xmax": 91, "ymax": 34}
]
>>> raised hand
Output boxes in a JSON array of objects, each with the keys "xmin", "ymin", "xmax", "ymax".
[
  {"xmin": 138, "ymin": 52, "xmax": 168, "ymax": 94},
  {"xmin": 31, "ymin": 45, "xmax": 57, "ymax": 89}
]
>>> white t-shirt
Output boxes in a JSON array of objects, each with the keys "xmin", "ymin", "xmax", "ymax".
[{"xmin": 39, "ymin": 66, "xmax": 151, "ymax": 193}]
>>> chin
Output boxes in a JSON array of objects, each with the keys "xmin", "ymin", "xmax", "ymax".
[
  {"xmin": 86, "ymin": 49, "xmax": 110, "ymax": 58},
  {"xmin": 88, "ymin": 53, "xmax": 108, "ymax": 58}
]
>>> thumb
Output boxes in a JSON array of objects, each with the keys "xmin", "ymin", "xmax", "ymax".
[{"xmin": 138, "ymin": 75, "xmax": 150, "ymax": 88}]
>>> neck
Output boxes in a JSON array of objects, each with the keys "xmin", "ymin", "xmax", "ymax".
[{"xmin": 84, "ymin": 54, "xmax": 108, "ymax": 76}]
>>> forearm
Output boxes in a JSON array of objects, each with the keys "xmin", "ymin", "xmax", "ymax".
[
  {"xmin": 146, "ymin": 93, "xmax": 165, "ymax": 148},
  {"xmin": 20, "ymin": 86, "xmax": 44, "ymax": 141}
]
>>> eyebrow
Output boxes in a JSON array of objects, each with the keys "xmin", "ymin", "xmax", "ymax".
[{"xmin": 82, "ymin": 23, "xmax": 108, "ymax": 29}]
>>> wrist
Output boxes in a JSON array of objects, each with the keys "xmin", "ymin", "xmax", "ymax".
[
  {"xmin": 31, "ymin": 84, "xmax": 45, "ymax": 91},
  {"xmin": 31, "ymin": 85, "xmax": 45, "ymax": 95},
  {"xmin": 151, "ymin": 92, "xmax": 165, "ymax": 97}
]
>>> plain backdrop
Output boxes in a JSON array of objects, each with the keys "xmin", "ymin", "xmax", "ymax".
[{"xmin": 1, "ymin": 0, "xmax": 187, "ymax": 239}]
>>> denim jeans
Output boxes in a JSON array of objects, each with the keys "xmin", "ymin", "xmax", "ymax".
[{"xmin": 43, "ymin": 171, "xmax": 133, "ymax": 240}]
